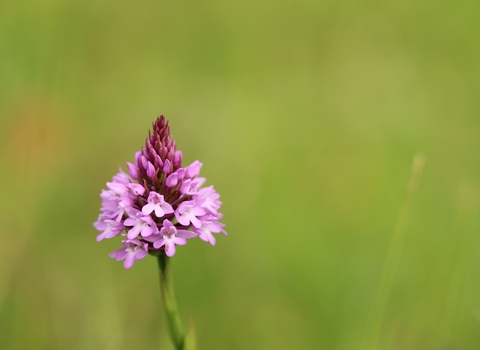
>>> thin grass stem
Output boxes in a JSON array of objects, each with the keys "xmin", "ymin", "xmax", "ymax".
[{"xmin": 361, "ymin": 153, "xmax": 425, "ymax": 350}]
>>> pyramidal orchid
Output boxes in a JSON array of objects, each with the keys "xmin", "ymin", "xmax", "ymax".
[
  {"xmin": 94, "ymin": 115, "xmax": 226, "ymax": 350},
  {"xmin": 94, "ymin": 115, "xmax": 226, "ymax": 268}
]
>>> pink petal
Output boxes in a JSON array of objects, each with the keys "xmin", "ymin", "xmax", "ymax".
[
  {"xmin": 127, "ymin": 162, "xmax": 138, "ymax": 179},
  {"xmin": 142, "ymin": 203, "xmax": 155, "ymax": 215},
  {"xmin": 190, "ymin": 216, "xmax": 202, "ymax": 228},
  {"xmin": 186, "ymin": 160, "xmax": 202, "ymax": 178},
  {"xmin": 155, "ymin": 155, "xmax": 163, "ymax": 168},
  {"xmin": 124, "ymin": 255, "xmax": 135, "ymax": 268},
  {"xmin": 166, "ymin": 173, "xmax": 178, "ymax": 187},
  {"xmin": 124, "ymin": 218, "xmax": 136, "ymax": 226},
  {"xmin": 193, "ymin": 206, "xmax": 206, "ymax": 216},
  {"xmin": 153, "ymin": 239, "xmax": 166, "ymax": 249},
  {"xmin": 127, "ymin": 226, "xmax": 141, "ymax": 239},
  {"xmin": 207, "ymin": 233, "xmax": 216, "ymax": 245},
  {"xmin": 141, "ymin": 156, "xmax": 148, "ymax": 169},
  {"xmin": 134, "ymin": 151, "xmax": 142, "ymax": 167},
  {"xmin": 96, "ymin": 232, "xmax": 106, "ymax": 242},
  {"xmin": 176, "ymin": 229, "xmax": 197, "ymax": 239},
  {"xmin": 175, "ymin": 213, "xmax": 190, "ymax": 226},
  {"xmin": 163, "ymin": 159, "xmax": 171, "ymax": 174},
  {"xmin": 107, "ymin": 182, "xmax": 128, "ymax": 194},
  {"xmin": 173, "ymin": 151, "xmax": 182, "ymax": 168},
  {"xmin": 135, "ymin": 250, "xmax": 148, "ymax": 260},
  {"xmin": 165, "ymin": 243, "xmax": 176, "ymax": 257},
  {"xmin": 147, "ymin": 162, "xmax": 156, "ymax": 178},
  {"xmin": 161, "ymin": 202, "xmax": 174, "ymax": 214},
  {"xmin": 173, "ymin": 237, "xmax": 187, "ymax": 245},
  {"xmin": 154, "ymin": 206, "xmax": 165, "ymax": 218},
  {"xmin": 128, "ymin": 183, "xmax": 145, "ymax": 196},
  {"xmin": 141, "ymin": 225, "xmax": 153, "ymax": 237}
]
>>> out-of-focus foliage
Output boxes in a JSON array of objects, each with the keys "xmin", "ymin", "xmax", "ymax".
[{"xmin": 1, "ymin": 0, "xmax": 479, "ymax": 349}]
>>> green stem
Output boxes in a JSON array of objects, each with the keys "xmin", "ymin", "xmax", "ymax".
[{"xmin": 157, "ymin": 253, "xmax": 186, "ymax": 350}]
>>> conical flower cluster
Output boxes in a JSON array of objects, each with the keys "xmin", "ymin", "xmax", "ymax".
[{"xmin": 94, "ymin": 116, "xmax": 226, "ymax": 268}]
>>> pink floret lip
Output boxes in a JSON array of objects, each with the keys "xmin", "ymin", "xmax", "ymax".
[
  {"xmin": 146, "ymin": 219, "xmax": 197, "ymax": 256},
  {"xmin": 94, "ymin": 115, "xmax": 226, "ymax": 268},
  {"xmin": 141, "ymin": 192, "xmax": 174, "ymax": 218},
  {"xmin": 108, "ymin": 239, "xmax": 149, "ymax": 269}
]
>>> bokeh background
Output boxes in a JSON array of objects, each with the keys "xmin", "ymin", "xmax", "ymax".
[{"xmin": 1, "ymin": 1, "xmax": 480, "ymax": 349}]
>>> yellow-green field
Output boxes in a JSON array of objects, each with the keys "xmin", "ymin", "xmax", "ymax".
[{"xmin": 1, "ymin": 1, "xmax": 479, "ymax": 349}]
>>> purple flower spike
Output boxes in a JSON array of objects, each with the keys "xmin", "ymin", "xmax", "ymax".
[{"xmin": 94, "ymin": 115, "xmax": 226, "ymax": 268}]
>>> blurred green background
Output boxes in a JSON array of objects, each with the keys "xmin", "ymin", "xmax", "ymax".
[{"xmin": 1, "ymin": 0, "xmax": 480, "ymax": 349}]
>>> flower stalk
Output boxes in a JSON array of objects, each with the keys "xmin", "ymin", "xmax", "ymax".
[{"xmin": 157, "ymin": 253, "xmax": 187, "ymax": 350}]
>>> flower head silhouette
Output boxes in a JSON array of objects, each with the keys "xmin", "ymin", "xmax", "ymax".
[{"xmin": 94, "ymin": 116, "xmax": 226, "ymax": 268}]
